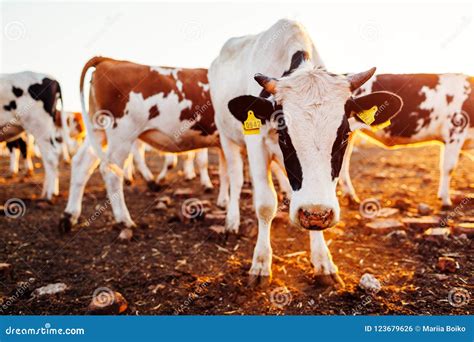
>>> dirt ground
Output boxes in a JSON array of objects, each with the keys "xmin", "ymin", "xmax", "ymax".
[{"xmin": 0, "ymin": 140, "xmax": 473, "ymax": 315}]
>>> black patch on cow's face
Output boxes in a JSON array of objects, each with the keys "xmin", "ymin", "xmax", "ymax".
[
  {"xmin": 6, "ymin": 137, "xmax": 27, "ymax": 158},
  {"xmin": 3, "ymin": 100, "xmax": 17, "ymax": 111},
  {"xmin": 27, "ymin": 78, "xmax": 61, "ymax": 120},
  {"xmin": 330, "ymin": 116, "xmax": 351, "ymax": 180},
  {"xmin": 12, "ymin": 86, "xmax": 23, "ymax": 97},
  {"xmin": 275, "ymin": 105, "xmax": 303, "ymax": 191},
  {"xmin": 227, "ymin": 95, "xmax": 274, "ymax": 124},
  {"xmin": 259, "ymin": 50, "xmax": 310, "ymax": 98}
]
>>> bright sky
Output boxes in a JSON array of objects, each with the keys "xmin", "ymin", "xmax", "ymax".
[{"xmin": 1, "ymin": 1, "xmax": 473, "ymax": 110}]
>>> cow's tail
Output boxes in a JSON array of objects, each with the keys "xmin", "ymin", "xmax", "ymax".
[
  {"xmin": 79, "ymin": 56, "xmax": 112, "ymax": 161},
  {"xmin": 79, "ymin": 57, "xmax": 124, "ymax": 175}
]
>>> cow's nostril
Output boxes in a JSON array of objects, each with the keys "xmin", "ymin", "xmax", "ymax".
[{"xmin": 298, "ymin": 206, "xmax": 334, "ymax": 230}]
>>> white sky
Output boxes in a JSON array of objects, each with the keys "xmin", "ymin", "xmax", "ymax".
[{"xmin": 1, "ymin": 0, "xmax": 473, "ymax": 110}]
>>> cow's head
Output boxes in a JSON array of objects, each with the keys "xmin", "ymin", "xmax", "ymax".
[{"xmin": 228, "ymin": 63, "xmax": 402, "ymax": 231}]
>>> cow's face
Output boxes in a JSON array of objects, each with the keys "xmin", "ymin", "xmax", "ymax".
[{"xmin": 228, "ymin": 64, "xmax": 402, "ymax": 231}]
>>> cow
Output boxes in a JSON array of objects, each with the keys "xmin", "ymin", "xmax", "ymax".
[
  {"xmin": 61, "ymin": 111, "xmax": 86, "ymax": 159},
  {"xmin": 59, "ymin": 57, "xmax": 229, "ymax": 240},
  {"xmin": 208, "ymin": 19, "xmax": 403, "ymax": 285},
  {"xmin": 0, "ymin": 71, "xmax": 63, "ymax": 200},
  {"xmin": 4, "ymin": 133, "xmax": 34, "ymax": 177},
  {"xmin": 339, "ymin": 74, "xmax": 474, "ymax": 208}
]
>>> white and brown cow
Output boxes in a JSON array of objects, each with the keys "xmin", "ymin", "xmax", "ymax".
[
  {"xmin": 60, "ymin": 57, "xmax": 228, "ymax": 239},
  {"xmin": 0, "ymin": 71, "xmax": 63, "ymax": 199},
  {"xmin": 209, "ymin": 19, "xmax": 403, "ymax": 285},
  {"xmin": 340, "ymin": 73, "xmax": 474, "ymax": 207}
]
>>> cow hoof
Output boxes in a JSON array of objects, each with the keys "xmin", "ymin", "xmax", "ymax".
[
  {"xmin": 58, "ymin": 213, "xmax": 73, "ymax": 234},
  {"xmin": 313, "ymin": 273, "xmax": 345, "ymax": 288},
  {"xmin": 124, "ymin": 179, "xmax": 133, "ymax": 186},
  {"xmin": 24, "ymin": 170, "xmax": 34, "ymax": 178},
  {"xmin": 146, "ymin": 181, "xmax": 162, "ymax": 192},
  {"xmin": 204, "ymin": 186, "xmax": 213, "ymax": 194},
  {"xmin": 118, "ymin": 228, "xmax": 134, "ymax": 241},
  {"xmin": 248, "ymin": 274, "xmax": 272, "ymax": 288}
]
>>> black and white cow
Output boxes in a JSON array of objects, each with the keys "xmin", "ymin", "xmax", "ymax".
[
  {"xmin": 4, "ymin": 133, "xmax": 34, "ymax": 177},
  {"xmin": 209, "ymin": 19, "xmax": 403, "ymax": 285},
  {"xmin": 340, "ymin": 73, "xmax": 473, "ymax": 208},
  {"xmin": 0, "ymin": 71, "xmax": 63, "ymax": 199}
]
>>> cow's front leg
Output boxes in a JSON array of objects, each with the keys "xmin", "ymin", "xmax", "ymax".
[
  {"xmin": 8, "ymin": 147, "xmax": 20, "ymax": 176},
  {"xmin": 310, "ymin": 231, "xmax": 344, "ymax": 287},
  {"xmin": 132, "ymin": 140, "xmax": 154, "ymax": 183},
  {"xmin": 195, "ymin": 148, "xmax": 213, "ymax": 191},
  {"xmin": 220, "ymin": 136, "xmax": 243, "ymax": 233},
  {"xmin": 183, "ymin": 151, "xmax": 197, "ymax": 180},
  {"xmin": 438, "ymin": 139, "xmax": 464, "ymax": 208},
  {"xmin": 216, "ymin": 148, "xmax": 229, "ymax": 208},
  {"xmin": 36, "ymin": 136, "xmax": 60, "ymax": 200},
  {"xmin": 100, "ymin": 138, "xmax": 136, "ymax": 240},
  {"xmin": 247, "ymin": 138, "xmax": 276, "ymax": 285}
]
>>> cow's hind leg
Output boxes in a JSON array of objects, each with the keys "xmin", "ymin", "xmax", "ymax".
[
  {"xmin": 35, "ymin": 136, "xmax": 60, "ymax": 200},
  {"xmin": 196, "ymin": 148, "xmax": 213, "ymax": 191},
  {"xmin": 246, "ymin": 138, "xmax": 276, "ymax": 285},
  {"xmin": 183, "ymin": 151, "xmax": 197, "ymax": 180},
  {"xmin": 24, "ymin": 135, "xmax": 34, "ymax": 176},
  {"xmin": 60, "ymin": 138, "xmax": 100, "ymax": 233},
  {"xmin": 156, "ymin": 153, "xmax": 177, "ymax": 186},
  {"xmin": 100, "ymin": 137, "xmax": 136, "ymax": 240},
  {"xmin": 438, "ymin": 138, "xmax": 465, "ymax": 208},
  {"xmin": 8, "ymin": 145, "xmax": 20, "ymax": 176}
]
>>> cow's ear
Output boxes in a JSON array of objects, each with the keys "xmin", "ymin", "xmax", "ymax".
[
  {"xmin": 346, "ymin": 91, "xmax": 403, "ymax": 128},
  {"xmin": 228, "ymin": 95, "xmax": 275, "ymax": 123}
]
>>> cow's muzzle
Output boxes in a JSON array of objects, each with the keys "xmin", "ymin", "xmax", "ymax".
[{"xmin": 297, "ymin": 206, "xmax": 334, "ymax": 230}]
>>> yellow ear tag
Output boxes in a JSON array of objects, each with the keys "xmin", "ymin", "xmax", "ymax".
[
  {"xmin": 356, "ymin": 105, "xmax": 378, "ymax": 125},
  {"xmin": 243, "ymin": 110, "xmax": 262, "ymax": 135},
  {"xmin": 371, "ymin": 119, "xmax": 391, "ymax": 132}
]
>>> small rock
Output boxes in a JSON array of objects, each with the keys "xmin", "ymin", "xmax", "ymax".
[
  {"xmin": 402, "ymin": 217, "xmax": 440, "ymax": 230},
  {"xmin": 173, "ymin": 188, "xmax": 193, "ymax": 198},
  {"xmin": 359, "ymin": 273, "xmax": 381, "ymax": 294},
  {"xmin": 436, "ymin": 256, "xmax": 458, "ymax": 273},
  {"xmin": 157, "ymin": 196, "xmax": 172, "ymax": 206},
  {"xmin": 209, "ymin": 225, "xmax": 225, "ymax": 234},
  {"xmin": 33, "ymin": 283, "xmax": 68, "ymax": 297},
  {"xmin": 206, "ymin": 211, "xmax": 226, "ymax": 221},
  {"xmin": 154, "ymin": 202, "xmax": 167, "ymax": 211},
  {"xmin": 451, "ymin": 222, "xmax": 474, "ymax": 238},
  {"xmin": 365, "ymin": 219, "xmax": 404, "ymax": 232},
  {"xmin": 0, "ymin": 263, "xmax": 13, "ymax": 279},
  {"xmin": 377, "ymin": 208, "xmax": 399, "ymax": 218},
  {"xmin": 87, "ymin": 289, "xmax": 128, "ymax": 315},
  {"xmin": 418, "ymin": 203, "xmax": 432, "ymax": 216},
  {"xmin": 386, "ymin": 230, "xmax": 407, "ymax": 240},
  {"xmin": 393, "ymin": 199, "xmax": 410, "ymax": 211},
  {"xmin": 423, "ymin": 227, "xmax": 450, "ymax": 237},
  {"xmin": 432, "ymin": 273, "xmax": 449, "ymax": 281}
]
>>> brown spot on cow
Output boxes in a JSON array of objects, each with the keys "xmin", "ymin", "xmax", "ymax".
[{"xmin": 149, "ymin": 105, "xmax": 160, "ymax": 120}]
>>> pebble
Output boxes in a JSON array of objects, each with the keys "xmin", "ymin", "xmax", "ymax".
[
  {"xmin": 33, "ymin": 283, "xmax": 68, "ymax": 297},
  {"xmin": 157, "ymin": 196, "xmax": 172, "ymax": 206},
  {"xmin": 417, "ymin": 203, "xmax": 432, "ymax": 216},
  {"xmin": 173, "ymin": 188, "xmax": 193, "ymax": 198},
  {"xmin": 402, "ymin": 217, "xmax": 440, "ymax": 230},
  {"xmin": 365, "ymin": 219, "xmax": 404, "ymax": 232},
  {"xmin": 423, "ymin": 227, "xmax": 450, "ymax": 237},
  {"xmin": 87, "ymin": 290, "xmax": 128, "ymax": 315},
  {"xmin": 359, "ymin": 273, "xmax": 381, "ymax": 294},
  {"xmin": 386, "ymin": 230, "xmax": 408, "ymax": 240},
  {"xmin": 209, "ymin": 225, "xmax": 225, "ymax": 234},
  {"xmin": 436, "ymin": 256, "xmax": 458, "ymax": 273},
  {"xmin": 377, "ymin": 208, "xmax": 399, "ymax": 218},
  {"xmin": 154, "ymin": 202, "xmax": 167, "ymax": 211},
  {"xmin": 393, "ymin": 199, "xmax": 410, "ymax": 211}
]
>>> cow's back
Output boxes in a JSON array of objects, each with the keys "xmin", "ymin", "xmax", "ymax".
[{"xmin": 358, "ymin": 73, "xmax": 472, "ymax": 146}]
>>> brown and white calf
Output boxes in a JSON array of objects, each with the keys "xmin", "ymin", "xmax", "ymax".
[
  {"xmin": 60, "ymin": 57, "xmax": 227, "ymax": 239},
  {"xmin": 0, "ymin": 71, "xmax": 63, "ymax": 199},
  {"xmin": 209, "ymin": 19, "xmax": 402, "ymax": 285},
  {"xmin": 340, "ymin": 73, "xmax": 473, "ymax": 207}
]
